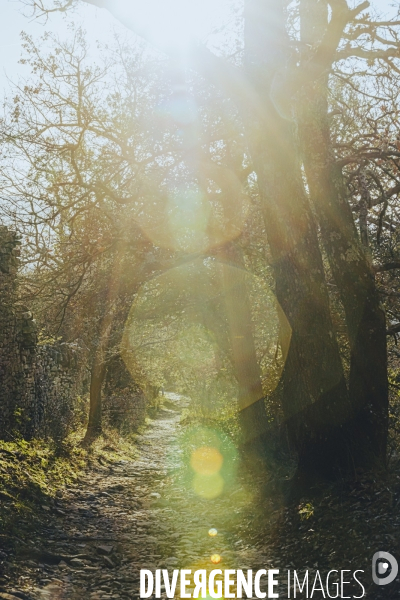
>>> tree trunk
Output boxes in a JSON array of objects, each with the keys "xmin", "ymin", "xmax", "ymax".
[
  {"xmin": 297, "ymin": 0, "xmax": 388, "ymax": 471},
  {"xmin": 244, "ymin": 0, "xmax": 351, "ymax": 481},
  {"xmin": 84, "ymin": 245, "xmax": 125, "ymax": 442}
]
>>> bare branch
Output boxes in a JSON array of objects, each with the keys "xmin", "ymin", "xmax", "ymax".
[
  {"xmin": 374, "ymin": 261, "xmax": 400, "ymax": 274},
  {"xmin": 387, "ymin": 322, "xmax": 400, "ymax": 336}
]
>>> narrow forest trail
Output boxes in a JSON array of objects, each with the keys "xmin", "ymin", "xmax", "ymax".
[
  {"xmin": 2, "ymin": 395, "xmax": 275, "ymax": 600},
  {"xmin": 3, "ymin": 395, "xmax": 400, "ymax": 599}
]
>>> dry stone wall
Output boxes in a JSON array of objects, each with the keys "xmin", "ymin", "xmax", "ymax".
[
  {"xmin": 103, "ymin": 355, "xmax": 147, "ymax": 433},
  {"xmin": 0, "ymin": 225, "xmax": 88, "ymax": 441}
]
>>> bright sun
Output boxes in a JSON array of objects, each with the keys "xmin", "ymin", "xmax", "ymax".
[{"xmin": 86, "ymin": 0, "xmax": 230, "ymax": 50}]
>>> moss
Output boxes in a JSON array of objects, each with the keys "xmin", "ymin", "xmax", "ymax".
[{"xmin": 0, "ymin": 427, "xmax": 138, "ymax": 535}]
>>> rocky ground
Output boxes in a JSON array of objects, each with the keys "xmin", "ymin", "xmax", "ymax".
[
  {"xmin": 0, "ymin": 395, "xmax": 276, "ymax": 600},
  {"xmin": 1, "ymin": 393, "xmax": 400, "ymax": 599}
]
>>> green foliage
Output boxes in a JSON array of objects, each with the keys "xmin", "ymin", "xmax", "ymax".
[
  {"xmin": 37, "ymin": 329, "xmax": 62, "ymax": 346},
  {"xmin": 0, "ymin": 428, "xmax": 138, "ymax": 535},
  {"xmin": 298, "ymin": 502, "xmax": 315, "ymax": 521},
  {"xmin": 387, "ymin": 369, "xmax": 400, "ymax": 463},
  {"xmin": 0, "ymin": 436, "xmax": 82, "ymax": 533}
]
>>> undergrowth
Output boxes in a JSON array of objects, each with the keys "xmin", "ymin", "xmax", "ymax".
[{"xmin": 0, "ymin": 427, "xmax": 139, "ymax": 537}]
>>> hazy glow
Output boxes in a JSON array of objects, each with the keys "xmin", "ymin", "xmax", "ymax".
[
  {"xmin": 106, "ymin": 0, "xmax": 230, "ymax": 49},
  {"xmin": 165, "ymin": 185, "xmax": 210, "ymax": 253},
  {"xmin": 208, "ymin": 528, "xmax": 218, "ymax": 537},
  {"xmin": 191, "ymin": 445, "xmax": 225, "ymax": 498},
  {"xmin": 193, "ymin": 472, "xmax": 224, "ymax": 499},
  {"xmin": 121, "ymin": 260, "xmax": 291, "ymax": 410},
  {"xmin": 210, "ymin": 554, "xmax": 222, "ymax": 564},
  {"xmin": 135, "ymin": 179, "xmax": 250, "ymax": 254},
  {"xmin": 191, "ymin": 446, "xmax": 223, "ymax": 476}
]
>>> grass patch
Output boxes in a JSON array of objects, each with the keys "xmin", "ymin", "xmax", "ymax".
[{"xmin": 0, "ymin": 427, "xmax": 139, "ymax": 537}]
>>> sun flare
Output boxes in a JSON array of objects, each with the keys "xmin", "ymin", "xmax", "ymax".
[{"xmin": 98, "ymin": 0, "xmax": 230, "ymax": 50}]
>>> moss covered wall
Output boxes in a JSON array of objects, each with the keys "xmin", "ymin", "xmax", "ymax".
[{"xmin": 0, "ymin": 226, "xmax": 88, "ymax": 440}]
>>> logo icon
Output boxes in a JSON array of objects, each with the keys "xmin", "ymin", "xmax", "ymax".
[{"xmin": 372, "ymin": 551, "xmax": 398, "ymax": 586}]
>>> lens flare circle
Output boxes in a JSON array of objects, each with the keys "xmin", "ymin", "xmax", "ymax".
[
  {"xmin": 192, "ymin": 472, "xmax": 224, "ymax": 499},
  {"xmin": 191, "ymin": 446, "xmax": 223, "ymax": 476},
  {"xmin": 121, "ymin": 260, "xmax": 291, "ymax": 402}
]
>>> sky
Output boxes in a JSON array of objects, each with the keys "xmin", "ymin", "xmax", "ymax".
[
  {"xmin": 0, "ymin": 0, "xmax": 397, "ymax": 96},
  {"xmin": 0, "ymin": 0, "xmax": 233, "ymax": 95},
  {"xmin": 0, "ymin": 0, "xmax": 124, "ymax": 94}
]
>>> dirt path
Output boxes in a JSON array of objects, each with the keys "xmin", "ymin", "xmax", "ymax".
[
  {"xmin": 2, "ymin": 395, "xmax": 399, "ymax": 599},
  {"xmin": 1, "ymin": 395, "xmax": 273, "ymax": 600}
]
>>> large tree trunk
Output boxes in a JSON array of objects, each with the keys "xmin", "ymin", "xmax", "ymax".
[
  {"xmin": 244, "ymin": 0, "xmax": 353, "ymax": 481},
  {"xmin": 297, "ymin": 0, "xmax": 388, "ymax": 470}
]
